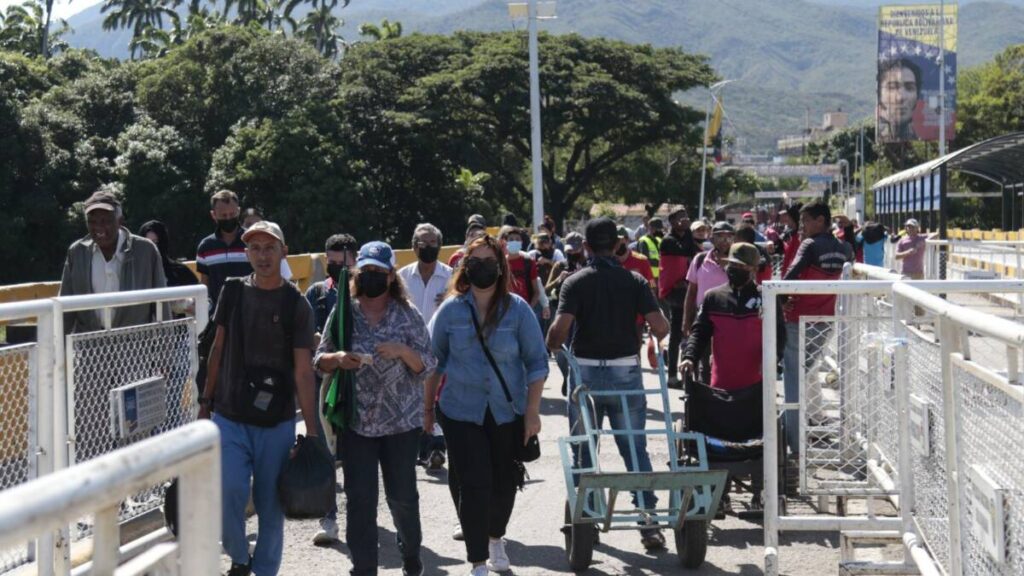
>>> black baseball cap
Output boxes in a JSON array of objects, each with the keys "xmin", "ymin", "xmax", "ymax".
[{"xmin": 585, "ymin": 217, "xmax": 618, "ymax": 250}]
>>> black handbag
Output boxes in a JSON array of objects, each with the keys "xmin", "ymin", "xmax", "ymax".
[{"xmin": 466, "ymin": 301, "xmax": 541, "ymax": 463}]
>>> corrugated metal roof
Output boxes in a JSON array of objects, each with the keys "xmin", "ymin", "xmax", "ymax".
[{"xmin": 872, "ymin": 132, "xmax": 1024, "ymax": 190}]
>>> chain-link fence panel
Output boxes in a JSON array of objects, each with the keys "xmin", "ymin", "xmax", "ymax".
[
  {"xmin": 954, "ymin": 356, "xmax": 1024, "ymax": 575},
  {"xmin": 798, "ymin": 303, "xmax": 898, "ymax": 497},
  {"xmin": 904, "ymin": 322, "xmax": 952, "ymax": 572},
  {"xmin": 0, "ymin": 343, "xmax": 36, "ymax": 573},
  {"xmin": 66, "ymin": 319, "xmax": 197, "ymax": 540}
]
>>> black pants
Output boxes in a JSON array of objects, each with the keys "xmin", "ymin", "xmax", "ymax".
[
  {"xmin": 668, "ymin": 305, "xmax": 685, "ymax": 381},
  {"xmin": 343, "ymin": 428, "xmax": 422, "ymax": 576},
  {"xmin": 440, "ymin": 409, "xmax": 519, "ymax": 564}
]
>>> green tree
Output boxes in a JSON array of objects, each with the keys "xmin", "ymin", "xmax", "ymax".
[
  {"xmin": 958, "ymin": 44, "xmax": 1024, "ymax": 146},
  {"xmin": 115, "ymin": 116, "xmax": 207, "ymax": 256},
  {"xmin": 137, "ymin": 27, "xmax": 340, "ymax": 152},
  {"xmin": 206, "ymin": 107, "xmax": 357, "ymax": 252},
  {"xmin": 101, "ymin": 0, "xmax": 180, "ymax": 59},
  {"xmin": 593, "ymin": 142, "xmax": 704, "ymax": 218},
  {"xmin": 358, "ymin": 18, "xmax": 401, "ymax": 42},
  {"xmin": 292, "ymin": 0, "xmax": 347, "ymax": 58},
  {"xmin": 406, "ymin": 32, "xmax": 715, "ymax": 228},
  {"xmin": 0, "ymin": 1, "xmax": 69, "ymax": 57}
]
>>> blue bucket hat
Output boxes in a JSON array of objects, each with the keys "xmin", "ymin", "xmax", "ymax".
[{"xmin": 356, "ymin": 241, "xmax": 394, "ymax": 271}]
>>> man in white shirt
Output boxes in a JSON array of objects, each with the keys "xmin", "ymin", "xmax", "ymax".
[
  {"xmin": 398, "ymin": 223, "xmax": 452, "ymax": 326},
  {"xmin": 59, "ymin": 188, "xmax": 167, "ymax": 333},
  {"xmin": 397, "ymin": 223, "xmax": 452, "ymax": 472}
]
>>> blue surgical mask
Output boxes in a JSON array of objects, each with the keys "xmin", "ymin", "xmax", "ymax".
[{"xmin": 507, "ymin": 240, "xmax": 522, "ymax": 255}]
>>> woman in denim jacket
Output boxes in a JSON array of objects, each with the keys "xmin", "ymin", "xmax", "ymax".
[{"xmin": 425, "ymin": 235, "xmax": 549, "ymax": 576}]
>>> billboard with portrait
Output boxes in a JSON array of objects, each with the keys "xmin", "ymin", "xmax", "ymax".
[{"xmin": 877, "ymin": 4, "xmax": 958, "ymax": 144}]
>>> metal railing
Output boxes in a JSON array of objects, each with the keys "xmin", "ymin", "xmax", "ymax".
[
  {"xmin": 0, "ymin": 285, "xmax": 206, "ymax": 575},
  {"xmin": 0, "ymin": 421, "xmax": 220, "ymax": 576},
  {"xmin": 761, "ymin": 278, "xmax": 1024, "ymax": 576},
  {"xmin": 0, "ymin": 300, "xmax": 56, "ymax": 575}
]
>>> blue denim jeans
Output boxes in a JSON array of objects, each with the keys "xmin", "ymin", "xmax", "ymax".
[
  {"xmin": 782, "ymin": 320, "xmax": 830, "ymax": 456},
  {"xmin": 568, "ymin": 362, "xmax": 658, "ymax": 510},
  {"xmin": 214, "ymin": 414, "xmax": 295, "ymax": 576},
  {"xmin": 343, "ymin": 428, "xmax": 422, "ymax": 576}
]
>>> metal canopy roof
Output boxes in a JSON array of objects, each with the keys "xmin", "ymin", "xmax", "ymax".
[{"xmin": 872, "ymin": 132, "xmax": 1024, "ymax": 190}]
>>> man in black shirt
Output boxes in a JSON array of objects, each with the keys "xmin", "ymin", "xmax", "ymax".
[{"xmin": 547, "ymin": 217, "xmax": 670, "ymax": 551}]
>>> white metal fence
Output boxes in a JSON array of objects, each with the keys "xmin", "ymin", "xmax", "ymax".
[
  {"xmin": 0, "ymin": 286, "xmax": 206, "ymax": 576},
  {"xmin": 762, "ymin": 274, "xmax": 1024, "ymax": 576},
  {"xmin": 0, "ymin": 421, "xmax": 220, "ymax": 576}
]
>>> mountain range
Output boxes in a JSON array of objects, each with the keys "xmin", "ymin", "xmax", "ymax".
[{"xmin": 60, "ymin": 0, "xmax": 1024, "ymax": 151}]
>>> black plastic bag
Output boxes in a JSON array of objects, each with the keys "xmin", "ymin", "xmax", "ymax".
[{"xmin": 278, "ymin": 435, "xmax": 335, "ymax": 519}]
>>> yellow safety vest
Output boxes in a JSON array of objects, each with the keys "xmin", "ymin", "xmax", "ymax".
[{"xmin": 639, "ymin": 235, "xmax": 661, "ymax": 279}]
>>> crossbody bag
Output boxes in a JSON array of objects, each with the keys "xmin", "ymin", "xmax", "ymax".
[{"xmin": 466, "ymin": 300, "xmax": 540, "ymax": 463}]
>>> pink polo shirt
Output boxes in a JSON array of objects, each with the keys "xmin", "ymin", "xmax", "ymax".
[{"xmin": 685, "ymin": 250, "xmax": 728, "ymax": 306}]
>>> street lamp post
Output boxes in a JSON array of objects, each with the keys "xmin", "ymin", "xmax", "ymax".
[
  {"xmin": 938, "ymin": 0, "xmax": 947, "ymax": 156},
  {"xmin": 528, "ymin": 0, "xmax": 544, "ymax": 230},
  {"xmin": 698, "ymin": 79, "xmax": 737, "ymax": 221}
]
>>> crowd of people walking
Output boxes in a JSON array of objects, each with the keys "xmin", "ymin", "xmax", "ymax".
[{"xmin": 56, "ymin": 185, "xmax": 933, "ymax": 575}]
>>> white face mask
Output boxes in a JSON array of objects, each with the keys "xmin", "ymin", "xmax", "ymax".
[{"xmin": 507, "ymin": 240, "xmax": 522, "ymax": 255}]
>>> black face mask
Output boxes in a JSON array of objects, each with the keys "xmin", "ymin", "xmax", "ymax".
[
  {"xmin": 218, "ymin": 218, "xmax": 239, "ymax": 234},
  {"xmin": 615, "ymin": 244, "xmax": 628, "ymax": 257},
  {"xmin": 540, "ymin": 249, "xmax": 554, "ymax": 259},
  {"xmin": 726, "ymin": 267, "xmax": 751, "ymax": 288},
  {"xmin": 358, "ymin": 270, "xmax": 390, "ymax": 298},
  {"xmin": 417, "ymin": 245, "xmax": 440, "ymax": 264},
  {"xmin": 327, "ymin": 263, "xmax": 344, "ymax": 284},
  {"xmin": 653, "ymin": 230, "xmax": 665, "ymax": 238},
  {"xmin": 466, "ymin": 259, "xmax": 500, "ymax": 289}
]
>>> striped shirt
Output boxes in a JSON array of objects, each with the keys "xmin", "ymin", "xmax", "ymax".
[{"xmin": 196, "ymin": 231, "xmax": 252, "ymax": 312}]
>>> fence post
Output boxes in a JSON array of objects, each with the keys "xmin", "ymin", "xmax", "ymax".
[
  {"xmin": 34, "ymin": 305, "xmax": 56, "ymax": 576},
  {"xmin": 762, "ymin": 283, "xmax": 779, "ymax": 576},
  {"xmin": 892, "ymin": 288, "xmax": 916, "ymax": 568},
  {"xmin": 49, "ymin": 299, "xmax": 69, "ymax": 576},
  {"xmin": 937, "ymin": 314, "xmax": 964, "ymax": 575}
]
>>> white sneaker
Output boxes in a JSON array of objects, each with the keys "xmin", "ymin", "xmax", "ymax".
[
  {"xmin": 470, "ymin": 565, "xmax": 488, "ymax": 576},
  {"xmin": 312, "ymin": 517, "xmax": 339, "ymax": 545},
  {"xmin": 452, "ymin": 522, "xmax": 464, "ymax": 541},
  {"xmin": 487, "ymin": 538, "xmax": 510, "ymax": 571}
]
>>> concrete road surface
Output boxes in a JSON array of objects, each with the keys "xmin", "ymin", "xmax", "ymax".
[{"xmin": 232, "ymin": 360, "xmax": 845, "ymax": 575}]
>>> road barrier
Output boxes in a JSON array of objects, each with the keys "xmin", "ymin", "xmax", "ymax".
[
  {"xmin": 0, "ymin": 421, "xmax": 220, "ymax": 576},
  {"xmin": 0, "ymin": 286, "xmax": 206, "ymax": 575},
  {"xmin": 762, "ymin": 273, "xmax": 1024, "ymax": 576}
]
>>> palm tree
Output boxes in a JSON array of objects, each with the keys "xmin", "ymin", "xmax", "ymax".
[
  {"xmin": 101, "ymin": 0, "xmax": 180, "ymax": 59},
  {"xmin": 286, "ymin": 0, "xmax": 348, "ymax": 58},
  {"xmin": 358, "ymin": 18, "xmax": 401, "ymax": 42},
  {"xmin": 129, "ymin": 23, "xmax": 172, "ymax": 58},
  {"xmin": 221, "ymin": 0, "xmax": 265, "ymax": 25},
  {"xmin": 259, "ymin": 0, "xmax": 295, "ymax": 33},
  {"xmin": 291, "ymin": 0, "xmax": 347, "ymax": 58},
  {"xmin": 0, "ymin": 1, "xmax": 69, "ymax": 57}
]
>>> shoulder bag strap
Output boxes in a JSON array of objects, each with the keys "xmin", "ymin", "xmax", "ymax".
[{"xmin": 465, "ymin": 300, "xmax": 515, "ymax": 406}]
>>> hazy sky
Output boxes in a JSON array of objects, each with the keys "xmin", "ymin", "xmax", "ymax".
[{"xmin": 0, "ymin": 0, "xmax": 102, "ymax": 20}]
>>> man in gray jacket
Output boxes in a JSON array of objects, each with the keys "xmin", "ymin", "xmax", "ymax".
[{"xmin": 59, "ymin": 188, "xmax": 168, "ymax": 333}]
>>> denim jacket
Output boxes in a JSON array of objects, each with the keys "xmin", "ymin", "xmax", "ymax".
[{"xmin": 429, "ymin": 291, "xmax": 549, "ymax": 426}]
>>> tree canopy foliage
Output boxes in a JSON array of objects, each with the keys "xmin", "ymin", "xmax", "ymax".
[{"xmin": 0, "ymin": 27, "xmax": 713, "ymax": 283}]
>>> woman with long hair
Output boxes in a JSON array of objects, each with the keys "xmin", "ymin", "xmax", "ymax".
[
  {"xmin": 425, "ymin": 235, "xmax": 549, "ymax": 576},
  {"xmin": 314, "ymin": 241, "xmax": 436, "ymax": 576}
]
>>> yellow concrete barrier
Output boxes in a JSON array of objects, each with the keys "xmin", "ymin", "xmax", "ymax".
[{"xmin": 0, "ymin": 246, "xmax": 466, "ymax": 306}]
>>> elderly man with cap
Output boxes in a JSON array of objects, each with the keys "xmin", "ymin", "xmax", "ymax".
[
  {"xmin": 59, "ymin": 187, "xmax": 168, "ymax": 333},
  {"xmin": 199, "ymin": 220, "xmax": 319, "ymax": 576},
  {"xmin": 547, "ymin": 217, "xmax": 671, "ymax": 551},
  {"xmin": 658, "ymin": 208, "xmax": 701, "ymax": 388},
  {"xmin": 895, "ymin": 218, "xmax": 930, "ymax": 280}
]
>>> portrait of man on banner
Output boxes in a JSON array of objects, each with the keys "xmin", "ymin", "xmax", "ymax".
[{"xmin": 876, "ymin": 4, "xmax": 958, "ymax": 144}]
